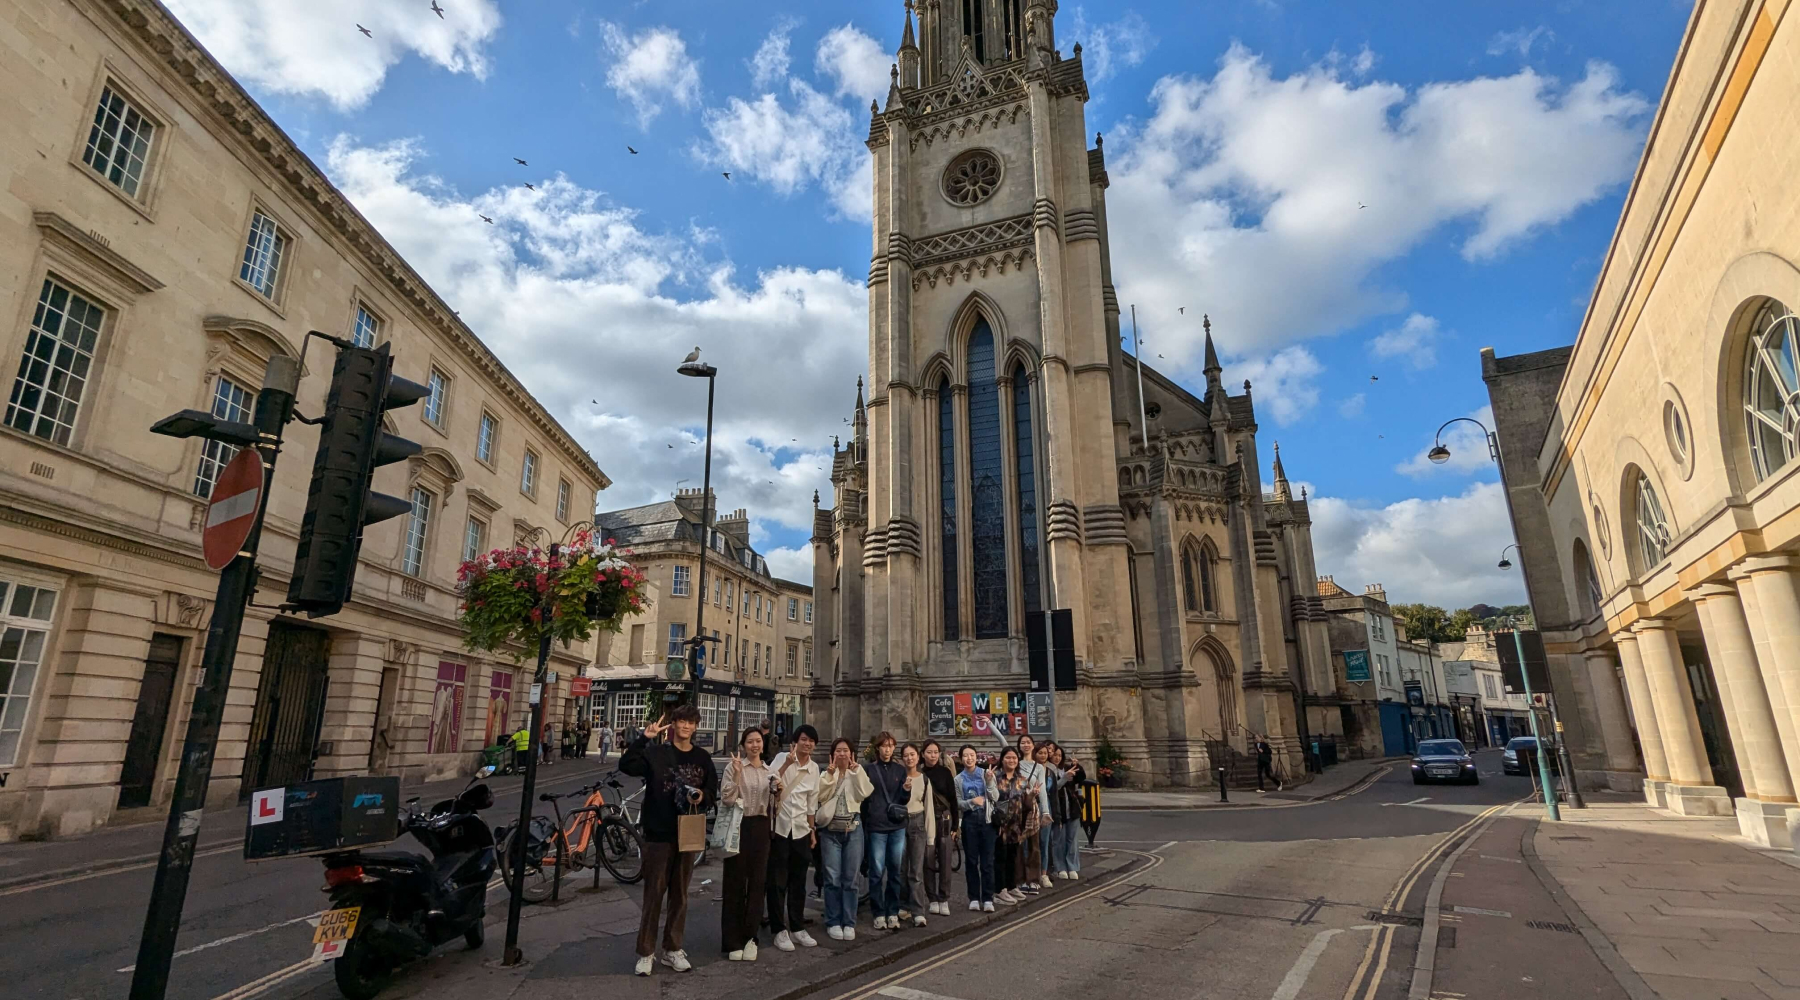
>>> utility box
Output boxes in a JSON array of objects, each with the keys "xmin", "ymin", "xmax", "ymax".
[{"xmin": 243, "ymin": 776, "xmax": 402, "ymax": 860}]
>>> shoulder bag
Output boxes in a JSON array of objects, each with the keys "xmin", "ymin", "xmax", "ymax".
[
  {"xmin": 879, "ymin": 764, "xmax": 909, "ymax": 825},
  {"xmin": 825, "ymin": 772, "xmax": 860, "ymax": 834}
]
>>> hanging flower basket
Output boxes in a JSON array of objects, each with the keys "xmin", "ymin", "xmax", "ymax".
[{"xmin": 456, "ymin": 531, "xmax": 647, "ymax": 660}]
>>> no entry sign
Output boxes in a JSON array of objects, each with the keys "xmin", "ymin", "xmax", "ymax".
[{"xmin": 203, "ymin": 447, "xmax": 264, "ymax": 570}]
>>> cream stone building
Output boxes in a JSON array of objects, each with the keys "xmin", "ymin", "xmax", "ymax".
[
  {"xmin": 808, "ymin": 1, "xmax": 1338, "ymax": 786},
  {"xmin": 0, "ymin": 0, "xmax": 607, "ymax": 840},
  {"xmin": 594, "ymin": 491, "xmax": 814, "ymax": 747},
  {"xmin": 1485, "ymin": 0, "xmax": 1800, "ymax": 847}
]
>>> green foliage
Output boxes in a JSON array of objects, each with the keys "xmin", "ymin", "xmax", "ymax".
[
  {"xmin": 1390, "ymin": 601, "xmax": 1533, "ymax": 643},
  {"xmin": 456, "ymin": 533, "xmax": 647, "ymax": 660},
  {"xmin": 1095, "ymin": 736, "xmax": 1127, "ymax": 773}
]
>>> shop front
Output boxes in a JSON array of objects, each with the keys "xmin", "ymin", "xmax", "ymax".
[{"xmin": 585, "ymin": 675, "xmax": 774, "ymax": 751}]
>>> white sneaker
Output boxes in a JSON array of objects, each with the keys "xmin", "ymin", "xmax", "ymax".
[
  {"xmin": 793, "ymin": 930, "xmax": 818, "ymax": 948},
  {"xmin": 998, "ymin": 890, "xmax": 1019, "ymax": 904},
  {"xmin": 743, "ymin": 940, "xmax": 757, "ymax": 961},
  {"xmin": 827, "ymin": 925, "xmax": 845, "ymax": 941},
  {"xmin": 843, "ymin": 926, "xmax": 856, "ymax": 941},
  {"xmin": 1055, "ymin": 871, "xmax": 1069, "ymax": 880},
  {"xmin": 635, "ymin": 955, "xmax": 654, "ymax": 976},
  {"xmin": 660, "ymin": 950, "xmax": 692, "ymax": 972},
  {"xmin": 728, "ymin": 950, "xmax": 744, "ymax": 962},
  {"xmin": 774, "ymin": 931, "xmax": 795, "ymax": 952},
  {"xmin": 982, "ymin": 901, "xmax": 995, "ymax": 912},
  {"xmin": 913, "ymin": 915, "xmax": 927, "ymax": 927},
  {"xmin": 969, "ymin": 900, "xmax": 982, "ymax": 912},
  {"xmin": 1069, "ymin": 871, "xmax": 1079, "ymax": 880},
  {"xmin": 1041, "ymin": 875, "xmax": 1054, "ymax": 888}
]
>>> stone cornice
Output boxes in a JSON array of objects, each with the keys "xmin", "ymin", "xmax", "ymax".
[
  {"xmin": 34, "ymin": 211, "xmax": 163, "ymax": 293},
  {"xmin": 89, "ymin": 0, "xmax": 608, "ymax": 491}
]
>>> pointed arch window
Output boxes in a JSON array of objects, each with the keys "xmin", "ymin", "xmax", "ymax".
[
  {"xmin": 938, "ymin": 377, "xmax": 960, "ymax": 641},
  {"xmin": 1002, "ymin": 0, "xmax": 1023, "ymax": 59},
  {"xmin": 1012, "ymin": 363, "xmax": 1040, "ymax": 617},
  {"xmin": 1745, "ymin": 300, "xmax": 1800, "ymax": 483},
  {"xmin": 962, "ymin": 0, "xmax": 986, "ymax": 62},
  {"xmin": 1182, "ymin": 542, "xmax": 1201, "ymax": 614},
  {"xmin": 1200, "ymin": 541, "xmax": 1218, "ymax": 613},
  {"xmin": 967, "ymin": 320, "xmax": 1008, "ymax": 638}
]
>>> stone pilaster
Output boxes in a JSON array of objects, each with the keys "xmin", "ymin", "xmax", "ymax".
[
  {"xmin": 1632, "ymin": 618, "xmax": 1730, "ymax": 816},
  {"xmin": 1693, "ymin": 582, "xmax": 1795, "ymax": 846}
]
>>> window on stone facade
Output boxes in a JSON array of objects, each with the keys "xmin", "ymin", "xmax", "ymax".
[
  {"xmin": 463, "ymin": 516, "xmax": 487, "ymax": 563},
  {"xmin": 193, "ymin": 375, "xmax": 253, "ymax": 497},
  {"xmin": 423, "ymin": 368, "xmax": 448, "ymax": 428},
  {"xmin": 1745, "ymin": 299, "xmax": 1800, "ymax": 482},
  {"xmin": 7, "ymin": 278, "xmax": 105, "ymax": 446},
  {"xmin": 83, "ymin": 85, "xmax": 157, "ymax": 199},
  {"xmin": 0, "ymin": 578, "xmax": 58, "ymax": 767},
  {"xmin": 725, "ymin": 635, "xmax": 733, "ymax": 667},
  {"xmin": 805, "ymin": 601, "xmax": 813, "ymax": 624},
  {"xmin": 1201, "ymin": 541, "xmax": 1217, "ymax": 613},
  {"xmin": 671, "ymin": 564, "xmax": 691, "ymax": 597},
  {"xmin": 967, "ymin": 320, "xmax": 1009, "ymax": 638},
  {"xmin": 1012, "ymin": 364, "xmax": 1041, "ymax": 618},
  {"xmin": 962, "ymin": 0, "xmax": 987, "ymax": 62},
  {"xmin": 805, "ymin": 645, "xmax": 813, "ymax": 674},
  {"xmin": 1181, "ymin": 542, "xmax": 1201, "ymax": 614},
  {"xmin": 1002, "ymin": 0, "xmax": 1023, "ymax": 58},
  {"xmin": 938, "ymin": 377, "xmax": 960, "ymax": 640},
  {"xmin": 787, "ymin": 642, "xmax": 798, "ymax": 676},
  {"xmin": 476, "ymin": 411, "xmax": 497, "ymax": 464},
  {"xmin": 788, "ymin": 597, "xmax": 799, "ymax": 621},
  {"xmin": 402, "ymin": 488, "xmax": 433, "ymax": 576},
  {"xmin": 556, "ymin": 478, "xmax": 571, "ymax": 522},
  {"xmin": 612, "ymin": 692, "xmax": 648, "ymax": 731},
  {"xmin": 1633, "ymin": 470, "xmax": 1671, "ymax": 570},
  {"xmin": 239, "ymin": 210, "xmax": 288, "ymax": 300},
  {"xmin": 668, "ymin": 623, "xmax": 687, "ymax": 659},
  {"xmin": 520, "ymin": 449, "xmax": 538, "ymax": 497},
  {"xmin": 351, "ymin": 305, "xmax": 379, "ymax": 348}
]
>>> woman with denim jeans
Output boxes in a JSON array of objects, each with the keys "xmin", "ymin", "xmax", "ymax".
[
  {"xmin": 956, "ymin": 744, "xmax": 998, "ymax": 911},
  {"xmin": 861, "ymin": 732, "xmax": 909, "ymax": 930},
  {"xmin": 815, "ymin": 738, "xmax": 873, "ymax": 940},
  {"xmin": 1048, "ymin": 745, "xmax": 1085, "ymax": 879}
]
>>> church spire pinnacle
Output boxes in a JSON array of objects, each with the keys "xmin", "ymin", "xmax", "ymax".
[
  {"xmin": 853, "ymin": 377, "xmax": 867, "ymax": 443},
  {"xmin": 1271, "ymin": 441, "xmax": 1292, "ymax": 502},
  {"xmin": 1203, "ymin": 313, "xmax": 1225, "ymax": 401}
]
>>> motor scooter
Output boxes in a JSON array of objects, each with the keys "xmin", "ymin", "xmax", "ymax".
[{"xmin": 315, "ymin": 766, "xmax": 498, "ymax": 1000}]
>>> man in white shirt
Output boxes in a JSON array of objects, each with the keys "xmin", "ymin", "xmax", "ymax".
[{"xmin": 765, "ymin": 725, "xmax": 821, "ymax": 950}]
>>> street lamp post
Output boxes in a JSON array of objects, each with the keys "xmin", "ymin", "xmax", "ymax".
[
  {"xmin": 678, "ymin": 351, "xmax": 719, "ymax": 708},
  {"xmin": 1428, "ymin": 417, "xmax": 1575, "ymax": 818}
]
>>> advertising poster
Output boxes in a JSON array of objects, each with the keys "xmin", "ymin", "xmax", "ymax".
[
  {"xmin": 428, "ymin": 661, "xmax": 466, "ymax": 756},
  {"xmin": 483, "ymin": 670, "xmax": 513, "ymax": 746},
  {"xmin": 990, "ymin": 713, "xmax": 1011, "ymax": 736},
  {"xmin": 990, "ymin": 691, "xmax": 1008, "ymax": 717},
  {"xmin": 971, "ymin": 692, "xmax": 992, "ymax": 714},
  {"xmin": 954, "ymin": 692, "xmax": 972, "ymax": 715},
  {"xmin": 927, "ymin": 694, "xmax": 955, "ymax": 736},
  {"xmin": 1027, "ymin": 692, "xmax": 1053, "ymax": 735}
]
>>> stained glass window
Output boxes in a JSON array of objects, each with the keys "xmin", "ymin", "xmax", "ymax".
[
  {"xmin": 967, "ymin": 321, "xmax": 1008, "ymax": 638},
  {"xmin": 938, "ymin": 377, "xmax": 960, "ymax": 640},
  {"xmin": 1012, "ymin": 365, "xmax": 1040, "ymax": 617}
]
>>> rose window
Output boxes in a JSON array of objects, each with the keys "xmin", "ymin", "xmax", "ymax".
[{"xmin": 943, "ymin": 150, "xmax": 1002, "ymax": 206}]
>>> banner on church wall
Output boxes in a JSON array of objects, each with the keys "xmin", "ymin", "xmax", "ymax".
[
  {"xmin": 941, "ymin": 690, "xmax": 1033, "ymax": 743},
  {"xmin": 928, "ymin": 695, "xmax": 955, "ymax": 736}
]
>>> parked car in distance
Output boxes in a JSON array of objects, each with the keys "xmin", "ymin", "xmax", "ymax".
[
  {"xmin": 1411, "ymin": 739, "xmax": 1479, "ymax": 785},
  {"xmin": 1501, "ymin": 736, "xmax": 1559, "ymax": 776}
]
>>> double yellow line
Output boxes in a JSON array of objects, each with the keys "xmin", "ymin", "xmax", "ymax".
[{"xmin": 1340, "ymin": 801, "xmax": 1511, "ymax": 1000}]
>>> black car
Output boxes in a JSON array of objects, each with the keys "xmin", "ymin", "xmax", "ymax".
[
  {"xmin": 1411, "ymin": 739, "xmax": 1478, "ymax": 785},
  {"xmin": 1502, "ymin": 736, "xmax": 1559, "ymax": 776}
]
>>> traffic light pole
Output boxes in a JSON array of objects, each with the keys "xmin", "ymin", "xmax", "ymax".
[
  {"xmin": 131, "ymin": 356, "xmax": 298, "ymax": 1000},
  {"xmin": 503, "ymin": 548, "xmax": 557, "ymax": 966}
]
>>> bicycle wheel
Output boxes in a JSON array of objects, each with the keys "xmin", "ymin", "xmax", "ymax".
[
  {"xmin": 498, "ymin": 829, "xmax": 562, "ymax": 903},
  {"xmin": 598, "ymin": 819, "xmax": 646, "ymax": 884}
]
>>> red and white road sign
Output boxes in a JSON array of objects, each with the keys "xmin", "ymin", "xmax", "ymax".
[
  {"xmin": 570, "ymin": 678, "xmax": 592, "ymax": 697},
  {"xmin": 203, "ymin": 447, "xmax": 263, "ymax": 571}
]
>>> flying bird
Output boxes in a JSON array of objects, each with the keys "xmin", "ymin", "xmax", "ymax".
[
  {"xmin": 1178, "ymin": 307, "xmax": 1186, "ymax": 314},
  {"xmin": 478, "ymin": 214, "xmax": 493, "ymax": 224},
  {"xmin": 431, "ymin": 0, "xmax": 445, "ymax": 17},
  {"xmin": 628, "ymin": 146, "xmax": 639, "ymax": 154},
  {"xmin": 722, "ymin": 172, "xmax": 732, "ymax": 180},
  {"xmin": 667, "ymin": 443, "xmax": 675, "ymax": 449},
  {"xmin": 525, "ymin": 182, "xmax": 535, "ymax": 190},
  {"xmin": 357, "ymin": 24, "xmax": 372, "ymax": 37},
  {"xmin": 591, "ymin": 399, "xmax": 598, "ymax": 404},
  {"xmin": 1358, "ymin": 202, "xmax": 1367, "ymax": 210},
  {"xmin": 513, "ymin": 157, "xmax": 528, "ymax": 165},
  {"xmin": 1369, "ymin": 375, "xmax": 1380, "ymax": 382},
  {"xmin": 682, "ymin": 346, "xmax": 702, "ymax": 363}
]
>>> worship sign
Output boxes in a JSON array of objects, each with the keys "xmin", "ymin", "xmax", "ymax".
[
  {"xmin": 1344, "ymin": 650, "xmax": 1372, "ymax": 683},
  {"xmin": 1026, "ymin": 692, "xmax": 1053, "ymax": 736}
]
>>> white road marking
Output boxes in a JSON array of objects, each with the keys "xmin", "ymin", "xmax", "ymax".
[
  {"xmin": 1155, "ymin": 840, "xmax": 1178, "ymax": 852},
  {"xmin": 880, "ymin": 987, "xmax": 974, "ymax": 1000},
  {"xmin": 1451, "ymin": 905, "xmax": 1511, "ymax": 918},
  {"xmin": 1382, "ymin": 796, "xmax": 1432, "ymax": 807},
  {"xmin": 1477, "ymin": 854, "xmax": 1523, "ymax": 863},
  {"xmin": 117, "ymin": 911, "xmax": 324, "ymax": 972},
  {"xmin": 1272, "ymin": 927, "xmax": 1344, "ymax": 1000},
  {"xmin": 209, "ymin": 958, "xmax": 320, "ymax": 1000},
  {"xmin": 0, "ymin": 844, "xmax": 240, "ymax": 897}
]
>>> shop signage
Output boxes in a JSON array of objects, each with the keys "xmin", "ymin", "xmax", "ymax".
[
  {"xmin": 1344, "ymin": 650, "xmax": 1371, "ymax": 683},
  {"xmin": 1404, "ymin": 680, "xmax": 1424, "ymax": 707}
]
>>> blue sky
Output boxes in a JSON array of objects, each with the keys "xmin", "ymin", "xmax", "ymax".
[{"xmin": 164, "ymin": 0, "xmax": 1694, "ymax": 607}]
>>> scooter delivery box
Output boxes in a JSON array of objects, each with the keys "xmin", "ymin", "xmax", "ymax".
[{"xmin": 243, "ymin": 776, "xmax": 402, "ymax": 860}]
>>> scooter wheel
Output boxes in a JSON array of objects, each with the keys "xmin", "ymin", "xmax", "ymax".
[
  {"xmin": 465, "ymin": 921, "xmax": 486, "ymax": 951},
  {"xmin": 332, "ymin": 936, "xmax": 390, "ymax": 1000}
]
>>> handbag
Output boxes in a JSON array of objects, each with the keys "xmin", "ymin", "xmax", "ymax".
[
  {"xmin": 879, "ymin": 765, "xmax": 909, "ymax": 825},
  {"xmin": 710, "ymin": 801, "xmax": 744, "ymax": 856},
  {"xmin": 824, "ymin": 774, "xmax": 860, "ymax": 834}
]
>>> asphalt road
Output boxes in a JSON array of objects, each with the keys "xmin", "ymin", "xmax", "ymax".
[{"xmin": 0, "ymin": 750, "xmax": 1545, "ymax": 1000}]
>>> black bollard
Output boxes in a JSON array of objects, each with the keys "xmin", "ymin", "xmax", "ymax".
[{"xmin": 1218, "ymin": 766, "xmax": 1228, "ymax": 803}]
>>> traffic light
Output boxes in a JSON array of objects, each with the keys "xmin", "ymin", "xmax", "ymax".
[{"xmin": 287, "ymin": 341, "xmax": 428, "ymax": 617}]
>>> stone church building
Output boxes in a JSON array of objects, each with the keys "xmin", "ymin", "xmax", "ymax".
[{"xmin": 808, "ymin": 0, "xmax": 1338, "ymax": 786}]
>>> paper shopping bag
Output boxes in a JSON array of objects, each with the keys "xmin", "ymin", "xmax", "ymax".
[{"xmin": 677, "ymin": 811, "xmax": 707, "ymax": 853}]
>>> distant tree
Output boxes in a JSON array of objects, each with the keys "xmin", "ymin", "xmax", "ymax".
[
  {"xmin": 1465, "ymin": 603, "xmax": 1500, "ymax": 621},
  {"xmin": 1448, "ymin": 607, "xmax": 1478, "ymax": 639},
  {"xmin": 1391, "ymin": 603, "xmax": 1456, "ymax": 644}
]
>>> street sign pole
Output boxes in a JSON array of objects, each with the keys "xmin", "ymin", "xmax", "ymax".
[
  {"xmin": 130, "ymin": 356, "xmax": 297, "ymax": 1000},
  {"xmin": 1511, "ymin": 628, "xmax": 1561, "ymax": 822}
]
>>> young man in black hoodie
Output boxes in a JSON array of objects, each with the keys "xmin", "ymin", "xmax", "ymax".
[{"xmin": 621, "ymin": 704, "xmax": 718, "ymax": 976}]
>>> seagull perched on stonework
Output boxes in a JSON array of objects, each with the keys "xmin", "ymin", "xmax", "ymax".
[
  {"xmin": 357, "ymin": 24, "xmax": 372, "ymax": 37},
  {"xmin": 431, "ymin": 1, "xmax": 445, "ymax": 17},
  {"xmin": 683, "ymin": 346, "xmax": 702, "ymax": 363}
]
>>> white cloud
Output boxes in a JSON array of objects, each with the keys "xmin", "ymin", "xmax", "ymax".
[
  {"xmin": 1488, "ymin": 26, "xmax": 1554, "ymax": 59},
  {"xmin": 1397, "ymin": 405, "xmax": 1496, "ymax": 476},
  {"xmin": 325, "ymin": 139, "xmax": 864, "ymax": 556},
  {"xmin": 1338, "ymin": 393, "xmax": 1366, "ymax": 419},
  {"xmin": 1370, "ymin": 313, "xmax": 1442, "ymax": 370},
  {"xmin": 160, "ymin": 0, "xmax": 502, "ymax": 109},
  {"xmin": 764, "ymin": 546, "xmax": 814, "ymax": 584},
  {"xmin": 697, "ymin": 80, "xmax": 872, "ymax": 221},
  {"xmin": 1310, "ymin": 481, "xmax": 1527, "ymax": 608},
  {"xmin": 1066, "ymin": 8, "xmax": 1156, "ymax": 83},
  {"xmin": 1105, "ymin": 47, "xmax": 1649, "ymax": 372},
  {"xmin": 1233, "ymin": 346, "xmax": 1323, "ymax": 425},
  {"xmin": 749, "ymin": 24, "xmax": 794, "ymax": 88},
  {"xmin": 816, "ymin": 24, "xmax": 891, "ymax": 105},
  {"xmin": 601, "ymin": 22, "xmax": 702, "ymax": 125}
]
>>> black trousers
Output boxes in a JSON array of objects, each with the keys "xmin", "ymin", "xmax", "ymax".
[
  {"xmin": 1257, "ymin": 759, "xmax": 1277, "ymax": 789},
  {"xmin": 995, "ymin": 839, "xmax": 1020, "ymax": 892},
  {"xmin": 765, "ymin": 830, "xmax": 812, "ymax": 933},
  {"xmin": 722, "ymin": 816, "xmax": 771, "ymax": 952}
]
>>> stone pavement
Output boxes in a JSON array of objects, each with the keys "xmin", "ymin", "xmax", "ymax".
[
  {"xmin": 290, "ymin": 845, "xmax": 1143, "ymax": 1000},
  {"xmin": 1530, "ymin": 795, "xmax": 1800, "ymax": 1000},
  {"xmin": 1101, "ymin": 754, "xmax": 1400, "ymax": 810}
]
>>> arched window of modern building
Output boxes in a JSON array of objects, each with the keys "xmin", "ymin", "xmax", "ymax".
[
  {"xmin": 1632, "ymin": 469, "xmax": 1671, "ymax": 571},
  {"xmin": 937, "ymin": 375, "xmax": 959, "ymax": 641},
  {"xmin": 1744, "ymin": 299, "xmax": 1800, "ymax": 482}
]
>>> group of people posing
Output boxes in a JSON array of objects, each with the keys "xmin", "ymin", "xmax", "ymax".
[{"xmin": 619, "ymin": 704, "xmax": 1091, "ymax": 976}]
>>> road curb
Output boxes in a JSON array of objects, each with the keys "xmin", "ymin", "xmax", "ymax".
[
  {"xmin": 1103, "ymin": 760, "xmax": 1401, "ymax": 811},
  {"xmin": 1405, "ymin": 802, "xmax": 1511, "ymax": 1000},
  {"xmin": 1518, "ymin": 816, "xmax": 1662, "ymax": 1000}
]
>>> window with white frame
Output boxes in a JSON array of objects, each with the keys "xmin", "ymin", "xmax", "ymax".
[
  {"xmin": 520, "ymin": 450, "xmax": 538, "ymax": 497},
  {"xmin": 786, "ymin": 642, "xmax": 798, "ymax": 676},
  {"xmin": 753, "ymin": 642, "xmax": 762, "ymax": 676},
  {"xmin": 726, "ymin": 582, "xmax": 734, "ymax": 608},
  {"xmin": 239, "ymin": 210, "xmax": 287, "ymax": 299},
  {"xmin": 805, "ymin": 601, "xmax": 813, "ymax": 624},
  {"xmin": 477, "ymin": 412, "xmax": 497, "ymax": 464},
  {"xmin": 351, "ymin": 305, "xmax": 379, "ymax": 348},
  {"xmin": 1634, "ymin": 471, "xmax": 1671, "ymax": 570},
  {"xmin": 6, "ymin": 278, "xmax": 105, "ymax": 446},
  {"xmin": 402, "ymin": 488, "xmax": 432, "ymax": 576},
  {"xmin": 724, "ymin": 635, "xmax": 733, "ymax": 667},
  {"xmin": 714, "ymin": 577, "xmax": 722, "ymax": 605},
  {"xmin": 556, "ymin": 479, "xmax": 570, "ymax": 522},
  {"xmin": 0, "ymin": 577, "xmax": 59, "ymax": 766},
  {"xmin": 462, "ymin": 516, "xmax": 486, "ymax": 563},
  {"xmin": 423, "ymin": 369, "xmax": 448, "ymax": 428},
  {"xmin": 1745, "ymin": 300, "xmax": 1800, "ymax": 482},
  {"xmin": 667, "ymin": 622, "xmax": 687, "ymax": 658},
  {"xmin": 1482, "ymin": 674, "xmax": 1499, "ymax": 700},
  {"xmin": 612, "ymin": 691, "xmax": 648, "ymax": 731},
  {"xmin": 738, "ymin": 698, "xmax": 769, "ymax": 732},
  {"xmin": 1378, "ymin": 654, "xmax": 1391, "ymax": 687},
  {"xmin": 192, "ymin": 375, "xmax": 253, "ymax": 497},
  {"xmin": 82, "ymin": 85, "xmax": 156, "ymax": 199},
  {"xmin": 671, "ymin": 564, "xmax": 691, "ymax": 597},
  {"xmin": 698, "ymin": 692, "xmax": 722, "ymax": 731},
  {"xmin": 804, "ymin": 645, "xmax": 812, "ymax": 674},
  {"xmin": 787, "ymin": 597, "xmax": 798, "ymax": 621},
  {"xmin": 742, "ymin": 590, "xmax": 751, "ymax": 615}
]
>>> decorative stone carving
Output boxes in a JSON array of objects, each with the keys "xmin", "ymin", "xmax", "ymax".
[
  {"xmin": 1046, "ymin": 501, "xmax": 1082, "ymax": 543},
  {"xmin": 385, "ymin": 639, "xmax": 419, "ymax": 664},
  {"xmin": 911, "ymin": 250, "xmax": 1034, "ymax": 290},
  {"xmin": 1083, "ymin": 505, "xmax": 1128, "ymax": 546},
  {"xmin": 912, "ymin": 214, "xmax": 1033, "ymax": 267},
  {"xmin": 942, "ymin": 149, "xmax": 1002, "ymax": 206},
  {"xmin": 1064, "ymin": 208, "xmax": 1099, "ymax": 242},
  {"xmin": 156, "ymin": 591, "xmax": 211, "ymax": 628}
]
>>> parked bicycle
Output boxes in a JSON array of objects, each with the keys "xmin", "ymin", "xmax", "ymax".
[{"xmin": 498, "ymin": 782, "xmax": 645, "ymax": 903}]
